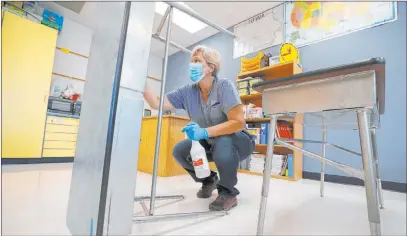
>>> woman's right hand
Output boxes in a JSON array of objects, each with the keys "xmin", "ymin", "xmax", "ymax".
[
  {"xmin": 182, "ymin": 122, "xmax": 209, "ymax": 141},
  {"xmin": 143, "ymin": 82, "xmax": 175, "ymax": 111}
]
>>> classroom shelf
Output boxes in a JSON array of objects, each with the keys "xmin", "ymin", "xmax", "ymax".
[
  {"xmin": 237, "ymin": 60, "xmax": 302, "ymax": 80},
  {"xmin": 238, "ymin": 59, "xmax": 303, "ymax": 182},
  {"xmin": 245, "ymin": 117, "xmax": 270, "ymax": 123},
  {"xmin": 254, "ymin": 144, "xmax": 293, "ymax": 155},
  {"xmin": 240, "ymin": 93, "xmax": 262, "ymax": 101},
  {"xmin": 245, "ymin": 117, "xmax": 294, "ymax": 123},
  {"xmin": 240, "ymin": 93, "xmax": 262, "ymax": 107},
  {"xmin": 238, "ymin": 169, "xmax": 295, "ymax": 181}
]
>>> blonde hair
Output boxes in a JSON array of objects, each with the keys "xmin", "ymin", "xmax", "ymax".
[{"xmin": 191, "ymin": 45, "xmax": 221, "ymax": 75}]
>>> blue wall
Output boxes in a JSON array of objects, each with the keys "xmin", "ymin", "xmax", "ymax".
[{"xmin": 166, "ymin": 3, "xmax": 406, "ymax": 183}]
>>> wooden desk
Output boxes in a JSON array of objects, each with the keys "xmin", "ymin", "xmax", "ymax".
[{"xmin": 138, "ymin": 115, "xmax": 190, "ymax": 177}]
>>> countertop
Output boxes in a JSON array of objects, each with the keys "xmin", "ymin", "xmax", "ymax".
[
  {"xmin": 142, "ymin": 114, "xmax": 190, "ymax": 121},
  {"xmin": 47, "ymin": 111, "xmax": 80, "ymax": 119}
]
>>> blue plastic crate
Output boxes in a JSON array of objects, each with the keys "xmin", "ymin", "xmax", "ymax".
[{"xmin": 42, "ymin": 9, "xmax": 63, "ymax": 32}]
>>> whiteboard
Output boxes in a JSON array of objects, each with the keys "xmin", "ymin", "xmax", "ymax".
[{"xmin": 233, "ymin": 5, "xmax": 284, "ymax": 59}]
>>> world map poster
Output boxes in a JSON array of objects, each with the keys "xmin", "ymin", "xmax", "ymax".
[{"xmin": 284, "ymin": 2, "xmax": 397, "ymax": 47}]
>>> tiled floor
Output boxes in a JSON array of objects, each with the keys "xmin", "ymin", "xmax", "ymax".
[{"xmin": 1, "ymin": 163, "xmax": 406, "ymax": 235}]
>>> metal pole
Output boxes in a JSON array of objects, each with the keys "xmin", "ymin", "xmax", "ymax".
[
  {"xmin": 256, "ymin": 115, "xmax": 278, "ymax": 236},
  {"xmin": 96, "ymin": 2, "xmax": 131, "ymax": 235},
  {"xmin": 370, "ymin": 129, "xmax": 384, "ymax": 209},
  {"xmin": 149, "ymin": 6, "xmax": 173, "ymax": 216},
  {"xmin": 133, "ymin": 211, "xmax": 228, "ymax": 223},
  {"xmin": 278, "ymin": 138, "xmax": 361, "ymax": 157},
  {"xmin": 276, "ymin": 139, "xmax": 365, "ymax": 180},
  {"xmin": 152, "ymin": 34, "xmax": 192, "ymax": 54},
  {"xmin": 356, "ymin": 109, "xmax": 381, "ymax": 236},
  {"xmin": 166, "ymin": 2, "xmax": 236, "ymax": 38},
  {"xmin": 156, "ymin": 6, "xmax": 170, "ymax": 36},
  {"xmin": 140, "ymin": 201, "xmax": 149, "ymax": 215},
  {"xmin": 135, "ymin": 195, "xmax": 185, "ymax": 202},
  {"xmin": 320, "ymin": 117, "xmax": 326, "ymax": 197}
]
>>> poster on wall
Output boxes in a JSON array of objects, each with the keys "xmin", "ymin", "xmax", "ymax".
[
  {"xmin": 284, "ymin": 1, "xmax": 398, "ymax": 47},
  {"xmin": 233, "ymin": 5, "xmax": 284, "ymax": 59}
]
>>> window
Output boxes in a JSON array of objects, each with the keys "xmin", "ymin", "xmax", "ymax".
[{"xmin": 155, "ymin": 2, "xmax": 208, "ymax": 34}]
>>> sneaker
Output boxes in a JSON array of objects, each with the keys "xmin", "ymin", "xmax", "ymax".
[
  {"xmin": 209, "ymin": 195, "xmax": 238, "ymax": 211},
  {"xmin": 196, "ymin": 175, "xmax": 219, "ymax": 199}
]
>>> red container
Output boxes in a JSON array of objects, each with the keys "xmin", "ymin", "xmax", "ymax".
[{"xmin": 71, "ymin": 94, "xmax": 79, "ymax": 101}]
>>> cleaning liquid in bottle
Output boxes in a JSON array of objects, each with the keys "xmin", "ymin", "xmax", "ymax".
[{"xmin": 190, "ymin": 140, "xmax": 210, "ymax": 179}]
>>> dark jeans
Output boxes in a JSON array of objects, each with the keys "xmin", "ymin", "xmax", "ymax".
[{"xmin": 172, "ymin": 131, "xmax": 255, "ymax": 197}]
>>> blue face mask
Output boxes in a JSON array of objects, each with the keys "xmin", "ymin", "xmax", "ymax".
[{"xmin": 189, "ymin": 63, "xmax": 205, "ymax": 83}]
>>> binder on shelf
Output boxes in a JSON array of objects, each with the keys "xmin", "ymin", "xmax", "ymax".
[
  {"xmin": 280, "ymin": 155, "xmax": 289, "ymax": 176},
  {"xmin": 276, "ymin": 122, "xmax": 294, "ymax": 144},
  {"xmin": 247, "ymin": 128, "xmax": 261, "ymax": 144},
  {"xmin": 260, "ymin": 124, "xmax": 267, "ymax": 144},
  {"xmin": 287, "ymin": 154, "xmax": 294, "ymax": 177},
  {"xmin": 266, "ymin": 124, "xmax": 269, "ymax": 144}
]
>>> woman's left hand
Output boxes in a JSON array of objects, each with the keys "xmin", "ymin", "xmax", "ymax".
[{"xmin": 182, "ymin": 122, "xmax": 209, "ymax": 141}]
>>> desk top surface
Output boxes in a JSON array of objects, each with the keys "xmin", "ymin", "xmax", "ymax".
[
  {"xmin": 253, "ymin": 57, "xmax": 386, "ymax": 114},
  {"xmin": 253, "ymin": 58, "xmax": 384, "ymax": 89}
]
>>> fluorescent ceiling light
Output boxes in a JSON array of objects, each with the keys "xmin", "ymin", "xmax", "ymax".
[{"xmin": 155, "ymin": 2, "xmax": 208, "ymax": 34}]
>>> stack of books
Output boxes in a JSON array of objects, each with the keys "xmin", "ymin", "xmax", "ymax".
[
  {"xmin": 249, "ymin": 153, "xmax": 265, "ymax": 173},
  {"xmin": 240, "ymin": 153, "xmax": 291, "ymax": 177},
  {"xmin": 270, "ymin": 154, "xmax": 288, "ymax": 176}
]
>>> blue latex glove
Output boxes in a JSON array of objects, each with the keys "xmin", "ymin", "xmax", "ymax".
[{"xmin": 182, "ymin": 122, "xmax": 209, "ymax": 141}]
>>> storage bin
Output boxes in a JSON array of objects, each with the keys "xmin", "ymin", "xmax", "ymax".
[
  {"xmin": 249, "ymin": 87, "xmax": 260, "ymax": 94},
  {"xmin": 247, "ymin": 107, "xmax": 263, "ymax": 118},
  {"xmin": 42, "ymin": 9, "xmax": 64, "ymax": 32},
  {"xmin": 240, "ymin": 51, "xmax": 269, "ymax": 73},
  {"xmin": 237, "ymin": 80, "xmax": 249, "ymax": 89},
  {"xmin": 239, "ymin": 88, "xmax": 249, "ymax": 96}
]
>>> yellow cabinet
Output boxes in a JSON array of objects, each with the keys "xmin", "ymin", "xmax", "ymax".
[
  {"xmin": 138, "ymin": 115, "xmax": 190, "ymax": 177},
  {"xmin": 42, "ymin": 149, "xmax": 76, "ymax": 158},
  {"xmin": 42, "ymin": 115, "xmax": 79, "ymax": 158},
  {"xmin": 1, "ymin": 12, "xmax": 58, "ymax": 158}
]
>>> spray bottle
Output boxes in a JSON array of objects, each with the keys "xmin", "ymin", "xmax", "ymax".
[{"xmin": 190, "ymin": 140, "xmax": 210, "ymax": 179}]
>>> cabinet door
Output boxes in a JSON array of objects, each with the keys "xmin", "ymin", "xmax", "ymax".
[
  {"xmin": 137, "ymin": 118, "xmax": 170, "ymax": 176},
  {"xmin": 2, "ymin": 12, "xmax": 58, "ymax": 158}
]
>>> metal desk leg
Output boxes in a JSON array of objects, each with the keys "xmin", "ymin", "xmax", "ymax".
[
  {"xmin": 320, "ymin": 118, "xmax": 326, "ymax": 197},
  {"xmin": 256, "ymin": 115, "xmax": 278, "ymax": 236},
  {"xmin": 370, "ymin": 129, "xmax": 384, "ymax": 209},
  {"xmin": 357, "ymin": 109, "xmax": 381, "ymax": 236},
  {"xmin": 149, "ymin": 6, "xmax": 173, "ymax": 216}
]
